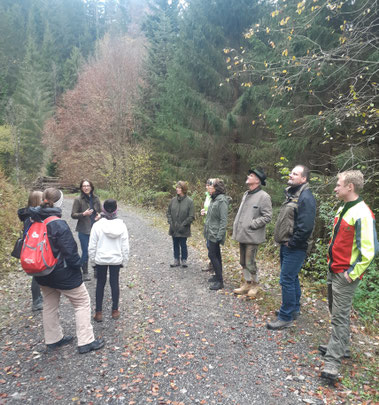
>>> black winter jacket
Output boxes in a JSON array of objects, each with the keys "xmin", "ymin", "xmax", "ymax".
[{"xmin": 28, "ymin": 207, "xmax": 82, "ymax": 290}]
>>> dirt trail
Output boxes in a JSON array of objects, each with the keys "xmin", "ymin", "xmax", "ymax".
[{"xmin": 0, "ymin": 199, "xmax": 365, "ymax": 404}]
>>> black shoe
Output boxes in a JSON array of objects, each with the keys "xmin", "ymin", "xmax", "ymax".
[
  {"xmin": 208, "ymin": 275, "xmax": 217, "ymax": 282},
  {"xmin": 47, "ymin": 335, "xmax": 73, "ymax": 350},
  {"xmin": 209, "ymin": 281, "xmax": 224, "ymax": 290},
  {"xmin": 275, "ymin": 310, "xmax": 300, "ymax": 320},
  {"xmin": 78, "ymin": 338, "xmax": 105, "ymax": 354},
  {"xmin": 318, "ymin": 344, "xmax": 351, "ymax": 358}
]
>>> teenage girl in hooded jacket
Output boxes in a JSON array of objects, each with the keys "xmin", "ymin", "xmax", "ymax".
[
  {"xmin": 89, "ymin": 199, "xmax": 129, "ymax": 322},
  {"xmin": 30, "ymin": 187, "xmax": 104, "ymax": 354}
]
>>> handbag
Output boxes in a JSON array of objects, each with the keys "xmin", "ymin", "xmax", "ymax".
[{"xmin": 11, "ymin": 234, "xmax": 24, "ymax": 259}]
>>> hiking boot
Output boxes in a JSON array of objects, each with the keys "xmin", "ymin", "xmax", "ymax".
[
  {"xmin": 82, "ymin": 262, "xmax": 90, "ymax": 281},
  {"xmin": 320, "ymin": 364, "xmax": 339, "ymax": 380},
  {"xmin": 208, "ymin": 275, "xmax": 218, "ymax": 282},
  {"xmin": 112, "ymin": 309, "xmax": 120, "ymax": 320},
  {"xmin": 266, "ymin": 318, "xmax": 293, "ymax": 330},
  {"xmin": 275, "ymin": 310, "xmax": 300, "ymax": 320},
  {"xmin": 233, "ymin": 282, "xmax": 252, "ymax": 295},
  {"xmin": 318, "ymin": 344, "xmax": 351, "ymax": 358},
  {"xmin": 47, "ymin": 335, "xmax": 74, "ymax": 350},
  {"xmin": 170, "ymin": 259, "xmax": 180, "ymax": 267},
  {"xmin": 94, "ymin": 312, "xmax": 103, "ymax": 322},
  {"xmin": 181, "ymin": 260, "xmax": 188, "ymax": 268},
  {"xmin": 78, "ymin": 338, "xmax": 105, "ymax": 354},
  {"xmin": 247, "ymin": 283, "xmax": 261, "ymax": 298},
  {"xmin": 202, "ymin": 262, "xmax": 214, "ymax": 272},
  {"xmin": 209, "ymin": 281, "xmax": 224, "ymax": 290},
  {"xmin": 32, "ymin": 298, "xmax": 43, "ymax": 312}
]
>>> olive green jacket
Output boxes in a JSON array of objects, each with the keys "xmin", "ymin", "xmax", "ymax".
[
  {"xmin": 71, "ymin": 193, "xmax": 101, "ymax": 234},
  {"xmin": 203, "ymin": 194, "xmax": 229, "ymax": 244},
  {"xmin": 167, "ymin": 195, "xmax": 195, "ymax": 237}
]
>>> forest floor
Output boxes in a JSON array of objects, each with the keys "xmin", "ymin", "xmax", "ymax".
[{"xmin": 0, "ymin": 199, "xmax": 377, "ymax": 404}]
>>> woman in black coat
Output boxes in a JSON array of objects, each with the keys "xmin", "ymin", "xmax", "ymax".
[{"xmin": 29, "ymin": 188, "xmax": 104, "ymax": 354}]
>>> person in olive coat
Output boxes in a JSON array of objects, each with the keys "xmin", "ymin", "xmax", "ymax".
[
  {"xmin": 167, "ymin": 181, "xmax": 195, "ymax": 268},
  {"xmin": 71, "ymin": 179, "xmax": 101, "ymax": 280},
  {"xmin": 204, "ymin": 178, "xmax": 229, "ymax": 290}
]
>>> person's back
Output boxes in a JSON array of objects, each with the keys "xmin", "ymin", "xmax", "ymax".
[
  {"xmin": 32, "ymin": 187, "xmax": 104, "ymax": 354},
  {"xmin": 89, "ymin": 199, "xmax": 129, "ymax": 322},
  {"xmin": 89, "ymin": 217, "xmax": 129, "ymax": 266}
]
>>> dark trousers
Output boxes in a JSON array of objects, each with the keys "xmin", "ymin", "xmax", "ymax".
[
  {"xmin": 31, "ymin": 277, "xmax": 42, "ymax": 305},
  {"xmin": 172, "ymin": 237, "xmax": 188, "ymax": 260},
  {"xmin": 208, "ymin": 241, "xmax": 223, "ymax": 282},
  {"xmin": 95, "ymin": 265, "xmax": 121, "ymax": 312}
]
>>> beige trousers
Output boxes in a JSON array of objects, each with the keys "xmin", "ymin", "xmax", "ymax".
[
  {"xmin": 40, "ymin": 283, "xmax": 94, "ymax": 347},
  {"xmin": 239, "ymin": 243, "xmax": 259, "ymax": 283}
]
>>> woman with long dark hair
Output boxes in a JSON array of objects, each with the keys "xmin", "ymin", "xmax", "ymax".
[
  {"xmin": 71, "ymin": 179, "xmax": 101, "ymax": 280},
  {"xmin": 30, "ymin": 188, "xmax": 104, "ymax": 354}
]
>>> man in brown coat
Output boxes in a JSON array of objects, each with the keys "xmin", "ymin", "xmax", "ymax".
[{"xmin": 232, "ymin": 168, "xmax": 272, "ymax": 297}]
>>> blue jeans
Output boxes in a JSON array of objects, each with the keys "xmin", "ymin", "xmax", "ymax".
[
  {"xmin": 172, "ymin": 237, "xmax": 188, "ymax": 260},
  {"xmin": 78, "ymin": 232, "xmax": 90, "ymax": 265},
  {"xmin": 278, "ymin": 245, "xmax": 306, "ymax": 321}
]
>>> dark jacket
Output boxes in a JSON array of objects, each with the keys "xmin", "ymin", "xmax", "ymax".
[
  {"xmin": 274, "ymin": 183, "xmax": 316, "ymax": 251},
  {"xmin": 204, "ymin": 193, "xmax": 229, "ymax": 244},
  {"xmin": 167, "ymin": 195, "xmax": 195, "ymax": 237},
  {"xmin": 71, "ymin": 192, "xmax": 101, "ymax": 234},
  {"xmin": 28, "ymin": 207, "xmax": 82, "ymax": 290},
  {"xmin": 17, "ymin": 207, "xmax": 32, "ymax": 233}
]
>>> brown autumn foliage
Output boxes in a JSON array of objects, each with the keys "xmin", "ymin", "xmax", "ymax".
[{"xmin": 44, "ymin": 34, "xmax": 146, "ymax": 188}]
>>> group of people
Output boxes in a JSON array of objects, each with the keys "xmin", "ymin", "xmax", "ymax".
[
  {"xmin": 166, "ymin": 166, "xmax": 378, "ymax": 381},
  {"xmin": 18, "ymin": 181, "xmax": 129, "ymax": 354},
  {"xmin": 16, "ymin": 168, "xmax": 377, "ymax": 380}
]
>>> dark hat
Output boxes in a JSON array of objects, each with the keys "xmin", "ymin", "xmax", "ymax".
[
  {"xmin": 248, "ymin": 168, "xmax": 267, "ymax": 186},
  {"xmin": 103, "ymin": 199, "xmax": 117, "ymax": 213}
]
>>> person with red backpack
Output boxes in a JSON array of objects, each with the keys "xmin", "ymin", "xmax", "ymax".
[{"xmin": 28, "ymin": 188, "xmax": 104, "ymax": 354}]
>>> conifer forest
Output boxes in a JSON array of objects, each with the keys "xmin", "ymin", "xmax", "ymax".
[{"xmin": 0, "ymin": 1, "xmax": 378, "ymax": 314}]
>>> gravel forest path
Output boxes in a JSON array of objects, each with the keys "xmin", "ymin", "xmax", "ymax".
[{"xmin": 0, "ymin": 199, "xmax": 372, "ymax": 404}]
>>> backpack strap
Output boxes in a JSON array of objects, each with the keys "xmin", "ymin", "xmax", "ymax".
[{"xmin": 43, "ymin": 215, "xmax": 61, "ymax": 225}]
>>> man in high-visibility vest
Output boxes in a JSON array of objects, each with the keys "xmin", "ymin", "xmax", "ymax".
[{"xmin": 320, "ymin": 170, "xmax": 378, "ymax": 380}]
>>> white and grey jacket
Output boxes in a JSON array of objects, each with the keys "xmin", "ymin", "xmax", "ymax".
[{"xmin": 89, "ymin": 217, "xmax": 129, "ymax": 266}]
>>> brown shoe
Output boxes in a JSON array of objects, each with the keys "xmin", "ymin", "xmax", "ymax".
[
  {"xmin": 202, "ymin": 262, "xmax": 214, "ymax": 272},
  {"xmin": 112, "ymin": 309, "xmax": 120, "ymax": 320},
  {"xmin": 233, "ymin": 282, "xmax": 252, "ymax": 295},
  {"xmin": 247, "ymin": 283, "xmax": 261, "ymax": 298},
  {"xmin": 94, "ymin": 312, "xmax": 103, "ymax": 322}
]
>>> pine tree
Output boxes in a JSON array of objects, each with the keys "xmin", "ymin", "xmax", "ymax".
[{"xmin": 11, "ymin": 35, "xmax": 53, "ymax": 179}]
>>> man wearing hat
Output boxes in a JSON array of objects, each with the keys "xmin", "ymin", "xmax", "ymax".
[
  {"xmin": 267, "ymin": 165, "xmax": 316, "ymax": 330},
  {"xmin": 232, "ymin": 168, "xmax": 272, "ymax": 297}
]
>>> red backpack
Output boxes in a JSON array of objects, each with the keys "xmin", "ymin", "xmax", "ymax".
[{"xmin": 20, "ymin": 216, "xmax": 61, "ymax": 276}]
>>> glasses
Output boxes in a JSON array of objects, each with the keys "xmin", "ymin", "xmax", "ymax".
[{"xmin": 82, "ymin": 185, "xmax": 91, "ymax": 188}]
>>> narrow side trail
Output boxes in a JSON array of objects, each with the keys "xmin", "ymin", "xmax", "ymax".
[{"xmin": 0, "ymin": 200, "xmax": 333, "ymax": 404}]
